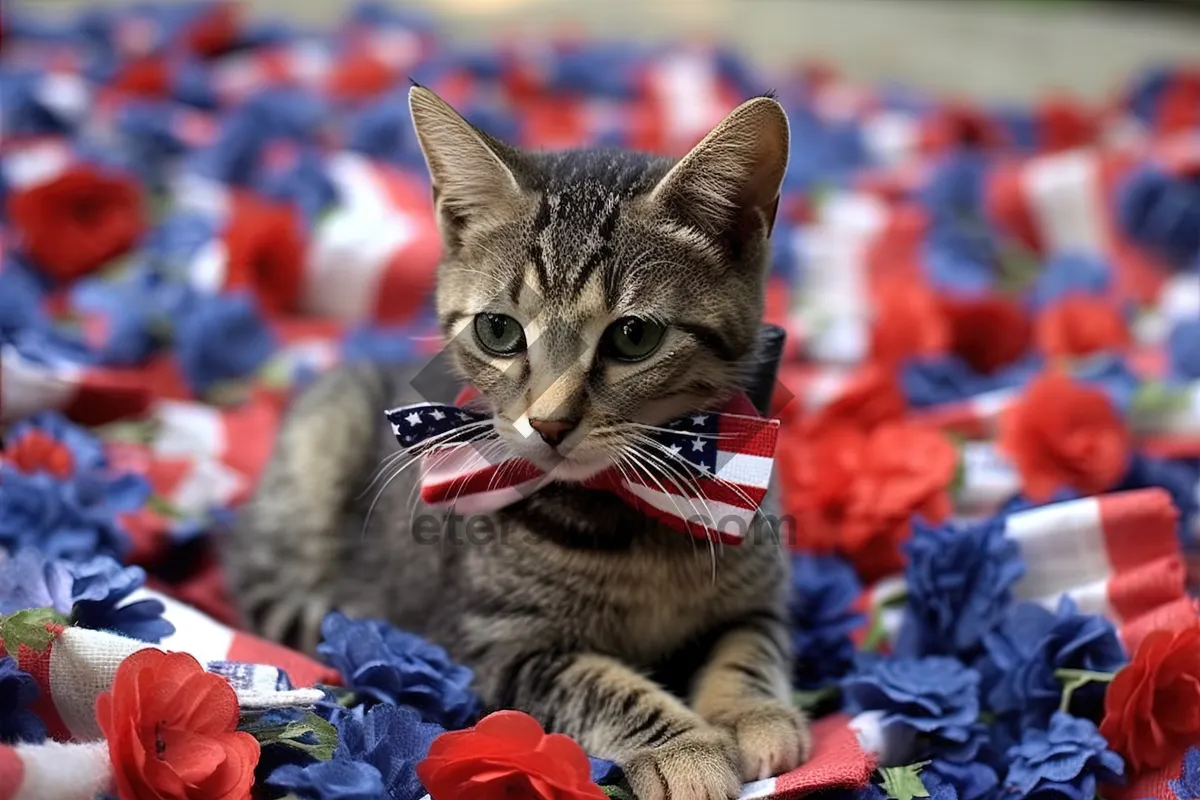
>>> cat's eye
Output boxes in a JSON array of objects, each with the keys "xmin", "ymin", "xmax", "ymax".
[
  {"xmin": 473, "ymin": 313, "xmax": 527, "ymax": 356},
  {"xmin": 603, "ymin": 317, "xmax": 665, "ymax": 362}
]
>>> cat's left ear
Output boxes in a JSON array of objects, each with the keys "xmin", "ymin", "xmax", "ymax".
[{"xmin": 649, "ymin": 95, "xmax": 790, "ymax": 255}]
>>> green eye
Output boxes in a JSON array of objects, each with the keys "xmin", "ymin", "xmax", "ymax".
[
  {"xmin": 603, "ymin": 317, "xmax": 665, "ymax": 362},
  {"xmin": 473, "ymin": 313, "xmax": 527, "ymax": 356}
]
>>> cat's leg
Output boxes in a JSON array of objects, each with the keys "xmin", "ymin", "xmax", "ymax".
[
  {"xmin": 222, "ymin": 364, "xmax": 393, "ymax": 653},
  {"xmin": 690, "ymin": 611, "xmax": 811, "ymax": 781},
  {"xmin": 488, "ymin": 650, "xmax": 743, "ymax": 800}
]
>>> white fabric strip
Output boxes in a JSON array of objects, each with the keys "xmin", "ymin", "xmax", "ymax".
[
  {"xmin": 1006, "ymin": 497, "xmax": 1110, "ymax": 600},
  {"xmin": 7, "ymin": 740, "xmax": 112, "ymax": 800},
  {"xmin": 797, "ymin": 193, "xmax": 885, "ymax": 364},
  {"xmin": 0, "ymin": 345, "xmax": 81, "ymax": 423},
  {"xmin": 48, "ymin": 628, "xmax": 148, "ymax": 740},
  {"xmin": 1021, "ymin": 150, "xmax": 1106, "ymax": 254},
  {"xmin": 152, "ymin": 400, "xmax": 227, "ymax": 460},
  {"xmin": 2, "ymin": 141, "xmax": 72, "ymax": 189},
  {"xmin": 622, "ymin": 483, "xmax": 752, "ymax": 538},
  {"xmin": 713, "ymin": 451, "xmax": 773, "ymax": 489},
  {"xmin": 955, "ymin": 441, "xmax": 1021, "ymax": 511},
  {"xmin": 132, "ymin": 588, "xmax": 236, "ymax": 666}
]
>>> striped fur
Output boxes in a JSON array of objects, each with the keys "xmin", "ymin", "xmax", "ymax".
[{"xmin": 223, "ymin": 87, "xmax": 808, "ymax": 798}]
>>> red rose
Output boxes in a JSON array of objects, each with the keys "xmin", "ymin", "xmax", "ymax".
[
  {"xmin": 869, "ymin": 279, "xmax": 949, "ymax": 368},
  {"xmin": 2, "ymin": 430, "xmax": 74, "ymax": 478},
  {"xmin": 803, "ymin": 365, "xmax": 908, "ymax": 434},
  {"xmin": 1036, "ymin": 295, "xmax": 1131, "ymax": 359},
  {"xmin": 95, "ymin": 649, "xmax": 259, "ymax": 800},
  {"xmin": 841, "ymin": 422, "xmax": 957, "ymax": 580},
  {"xmin": 781, "ymin": 421, "xmax": 956, "ymax": 581},
  {"xmin": 998, "ymin": 370, "xmax": 1131, "ymax": 502},
  {"xmin": 941, "ymin": 295, "xmax": 1033, "ymax": 375},
  {"xmin": 417, "ymin": 710, "xmax": 607, "ymax": 800},
  {"xmin": 1100, "ymin": 624, "xmax": 1200, "ymax": 772},
  {"xmin": 222, "ymin": 191, "xmax": 306, "ymax": 315},
  {"xmin": 1039, "ymin": 95, "xmax": 1097, "ymax": 153},
  {"xmin": 7, "ymin": 165, "xmax": 144, "ymax": 281}
]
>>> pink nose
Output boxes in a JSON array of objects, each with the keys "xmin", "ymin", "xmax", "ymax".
[{"xmin": 529, "ymin": 418, "xmax": 576, "ymax": 447}]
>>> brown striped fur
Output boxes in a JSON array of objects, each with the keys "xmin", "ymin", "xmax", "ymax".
[{"xmin": 222, "ymin": 86, "xmax": 809, "ymax": 799}]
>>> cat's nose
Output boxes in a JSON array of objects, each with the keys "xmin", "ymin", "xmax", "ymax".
[{"xmin": 529, "ymin": 418, "xmax": 577, "ymax": 447}]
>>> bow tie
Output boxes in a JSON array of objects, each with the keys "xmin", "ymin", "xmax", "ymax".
[{"xmin": 384, "ymin": 391, "xmax": 779, "ymax": 544}]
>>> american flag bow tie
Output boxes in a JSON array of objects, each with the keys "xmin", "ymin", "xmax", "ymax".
[{"xmin": 384, "ymin": 392, "xmax": 780, "ymax": 544}]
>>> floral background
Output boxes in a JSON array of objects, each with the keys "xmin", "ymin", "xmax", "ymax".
[{"xmin": 1, "ymin": 2, "xmax": 1200, "ymax": 800}]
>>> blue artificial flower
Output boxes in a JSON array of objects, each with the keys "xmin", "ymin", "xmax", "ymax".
[
  {"xmin": 317, "ymin": 612, "xmax": 480, "ymax": 729},
  {"xmin": 0, "ymin": 656, "xmax": 47, "ymax": 745},
  {"xmin": 1005, "ymin": 712, "xmax": 1124, "ymax": 800},
  {"xmin": 1026, "ymin": 253, "xmax": 1112, "ymax": 310},
  {"xmin": 922, "ymin": 770, "xmax": 962, "ymax": 800},
  {"xmin": 0, "ymin": 255, "xmax": 49, "ymax": 336},
  {"xmin": 927, "ymin": 759, "xmax": 999, "ymax": 800},
  {"xmin": 920, "ymin": 152, "xmax": 988, "ymax": 226},
  {"xmin": 0, "ymin": 464, "xmax": 128, "ymax": 561},
  {"xmin": 269, "ymin": 758, "xmax": 386, "ymax": 800},
  {"xmin": 901, "ymin": 355, "xmax": 993, "ymax": 408},
  {"xmin": 1170, "ymin": 747, "xmax": 1200, "ymax": 800},
  {"xmin": 589, "ymin": 757, "xmax": 623, "ymax": 786},
  {"xmin": 789, "ymin": 553, "xmax": 865, "ymax": 689},
  {"xmin": 979, "ymin": 597, "xmax": 1126, "ymax": 728},
  {"xmin": 841, "ymin": 655, "xmax": 981, "ymax": 757},
  {"xmin": 67, "ymin": 272, "xmax": 162, "ymax": 366},
  {"xmin": 173, "ymin": 291, "xmax": 276, "ymax": 395},
  {"xmin": 69, "ymin": 557, "xmax": 175, "ymax": 642},
  {"xmin": 7, "ymin": 411, "xmax": 109, "ymax": 473},
  {"xmin": 270, "ymin": 703, "xmax": 443, "ymax": 800},
  {"xmin": 1169, "ymin": 319, "xmax": 1200, "ymax": 380},
  {"xmin": 895, "ymin": 517, "xmax": 1025, "ymax": 659},
  {"xmin": 1116, "ymin": 166, "xmax": 1200, "ymax": 267},
  {"xmin": 0, "ymin": 548, "xmax": 75, "ymax": 615},
  {"xmin": 0, "ymin": 548, "xmax": 173, "ymax": 642},
  {"xmin": 921, "ymin": 221, "xmax": 998, "ymax": 297}
]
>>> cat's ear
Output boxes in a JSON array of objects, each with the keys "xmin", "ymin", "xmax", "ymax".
[
  {"xmin": 649, "ymin": 95, "xmax": 789, "ymax": 255},
  {"xmin": 408, "ymin": 85, "xmax": 523, "ymax": 246}
]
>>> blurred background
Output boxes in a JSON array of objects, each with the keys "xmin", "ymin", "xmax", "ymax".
[{"xmin": 22, "ymin": 0, "xmax": 1200, "ymax": 101}]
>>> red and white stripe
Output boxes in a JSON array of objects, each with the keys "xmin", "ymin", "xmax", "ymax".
[
  {"xmin": 0, "ymin": 598, "xmax": 337, "ymax": 744},
  {"xmin": 1005, "ymin": 488, "xmax": 1196, "ymax": 652},
  {"xmin": 910, "ymin": 387, "xmax": 1018, "ymax": 439},
  {"xmin": 146, "ymin": 397, "xmax": 280, "ymax": 489},
  {"xmin": 304, "ymin": 152, "xmax": 442, "ymax": 323},
  {"xmin": 984, "ymin": 144, "xmax": 1172, "ymax": 306},
  {"xmin": 0, "ymin": 345, "xmax": 154, "ymax": 426},
  {"xmin": 0, "ymin": 740, "xmax": 112, "ymax": 800}
]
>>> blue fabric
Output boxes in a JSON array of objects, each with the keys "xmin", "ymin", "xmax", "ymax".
[
  {"xmin": 978, "ymin": 597, "xmax": 1126, "ymax": 729},
  {"xmin": 789, "ymin": 553, "xmax": 865, "ymax": 689},
  {"xmin": 0, "ymin": 657, "xmax": 47, "ymax": 746},
  {"xmin": 896, "ymin": 517, "xmax": 1025, "ymax": 659},
  {"xmin": 1004, "ymin": 712, "xmax": 1124, "ymax": 800},
  {"xmin": 317, "ymin": 612, "xmax": 481, "ymax": 729}
]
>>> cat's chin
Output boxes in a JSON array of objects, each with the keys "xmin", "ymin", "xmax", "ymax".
[{"xmin": 536, "ymin": 453, "xmax": 612, "ymax": 483}]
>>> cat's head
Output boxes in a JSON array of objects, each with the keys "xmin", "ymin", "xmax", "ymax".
[{"xmin": 409, "ymin": 85, "xmax": 789, "ymax": 481}]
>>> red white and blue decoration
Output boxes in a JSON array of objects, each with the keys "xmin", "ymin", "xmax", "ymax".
[{"xmin": 2, "ymin": 3, "xmax": 1200, "ymax": 800}]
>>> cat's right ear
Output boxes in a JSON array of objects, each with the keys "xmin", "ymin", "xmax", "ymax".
[{"xmin": 408, "ymin": 85, "xmax": 523, "ymax": 248}]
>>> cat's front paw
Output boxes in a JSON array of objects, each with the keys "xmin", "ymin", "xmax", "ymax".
[
  {"xmin": 624, "ymin": 726, "xmax": 742, "ymax": 800},
  {"xmin": 712, "ymin": 702, "xmax": 811, "ymax": 782}
]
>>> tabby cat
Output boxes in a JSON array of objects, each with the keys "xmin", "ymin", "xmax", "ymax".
[{"xmin": 223, "ymin": 85, "xmax": 809, "ymax": 799}]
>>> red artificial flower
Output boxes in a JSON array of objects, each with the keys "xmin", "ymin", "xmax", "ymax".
[
  {"xmin": 184, "ymin": 2, "xmax": 240, "ymax": 58},
  {"xmin": 417, "ymin": 710, "xmax": 608, "ymax": 800},
  {"xmin": 2, "ymin": 430, "xmax": 74, "ymax": 478},
  {"xmin": 223, "ymin": 191, "xmax": 306, "ymax": 315},
  {"xmin": 1100, "ymin": 624, "xmax": 1200, "ymax": 772},
  {"xmin": 998, "ymin": 370, "xmax": 1131, "ymax": 502},
  {"xmin": 1036, "ymin": 295, "xmax": 1131, "ymax": 359},
  {"xmin": 802, "ymin": 364, "xmax": 908, "ymax": 435},
  {"xmin": 1039, "ymin": 95, "xmax": 1098, "ymax": 153},
  {"xmin": 95, "ymin": 649, "xmax": 259, "ymax": 800},
  {"xmin": 869, "ymin": 279, "xmax": 949, "ymax": 368},
  {"xmin": 781, "ymin": 421, "xmax": 957, "ymax": 581},
  {"xmin": 111, "ymin": 57, "xmax": 171, "ymax": 97},
  {"xmin": 941, "ymin": 295, "xmax": 1033, "ymax": 375},
  {"xmin": 6, "ymin": 165, "xmax": 145, "ymax": 281}
]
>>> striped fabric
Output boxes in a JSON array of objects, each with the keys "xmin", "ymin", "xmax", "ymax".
[{"xmin": 387, "ymin": 392, "xmax": 779, "ymax": 544}]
